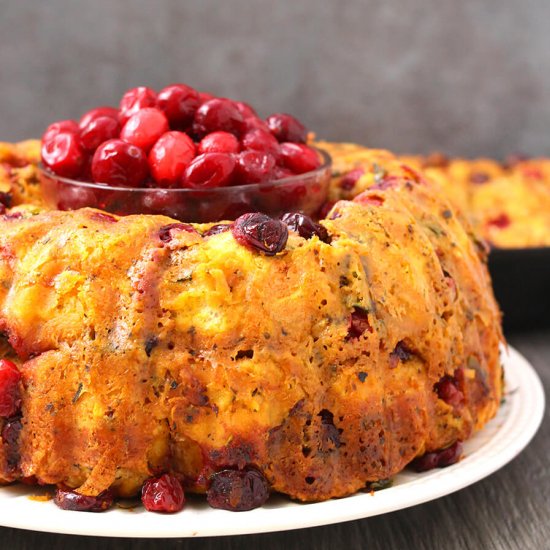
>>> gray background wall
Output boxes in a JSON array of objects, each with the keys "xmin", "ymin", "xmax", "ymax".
[{"xmin": 1, "ymin": 0, "xmax": 549, "ymax": 158}]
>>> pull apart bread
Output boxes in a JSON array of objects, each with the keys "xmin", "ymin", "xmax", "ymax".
[{"xmin": 0, "ymin": 142, "xmax": 502, "ymax": 502}]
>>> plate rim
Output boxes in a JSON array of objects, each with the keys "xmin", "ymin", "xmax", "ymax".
[{"xmin": 0, "ymin": 344, "xmax": 544, "ymax": 538}]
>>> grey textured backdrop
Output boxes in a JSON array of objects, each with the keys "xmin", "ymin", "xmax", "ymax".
[{"xmin": 1, "ymin": 0, "xmax": 549, "ymax": 158}]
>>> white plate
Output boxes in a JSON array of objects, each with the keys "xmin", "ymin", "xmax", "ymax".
[{"xmin": 0, "ymin": 345, "xmax": 544, "ymax": 538}]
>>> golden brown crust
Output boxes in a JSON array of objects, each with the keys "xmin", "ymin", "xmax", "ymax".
[
  {"xmin": 0, "ymin": 150, "xmax": 502, "ymax": 501},
  {"xmin": 320, "ymin": 140, "xmax": 550, "ymax": 248},
  {"xmin": 0, "ymin": 140, "xmax": 44, "ymax": 208}
]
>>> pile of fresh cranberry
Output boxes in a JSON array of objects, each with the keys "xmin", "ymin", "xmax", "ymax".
[{"xmin": 41, "ymin": 84, "xmax": 321, "ymax": 190}]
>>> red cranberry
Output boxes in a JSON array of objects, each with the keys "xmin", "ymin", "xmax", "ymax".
[
  {"xmin": 411, "ymin": 441, "xmax": 463, "ymax": 472},
  {"xmin": 79, "ymin": 106, "xmax": 119, "ymax": 129},
  {"xmin": 206, "ymin": 468, "xmax": 269, "ymax": 511},
  {"xmin": 347, "ymin": 307, "xmax": 372, "ymax": 339},
  {"xmin": 318, "ymin": 200, "xmax": 337, "ymax": 219},
  {"xmin": 266, "ymin": 113, "xmax": 307, "ymax": 143},
  {"xmin": 198, "ymin": 131, "xmax": 240, "ymax": 154},
  {"xmin": 54, "ymin": 487, "xmax": 114, "ymax": 512},
  {"xmin": 80, "ymin": 116, "xmax": 121, "ymax": 152},
  {"xmin": 193, "ymin": 98, "xmax": 245, "ymax": 138},
  {"xmin": 148, "ymin": 131, "xmax": 196, "ymax": 187},
  {"xmin": 41, "ymin": 132, "xmax": 86, "ymax": 179},
  {"xmin": 57, "ymin": 185, "xmax": 98, "ymax": 210},
  {"xmin": 121, "ymin": 108, "xmax": 169, "ymax": 152},
  {"xmin": 141, "ymin": 189, "xmax": 174, "ymax": 213},
  {"xmin": 234, "ymin": 101, "xmax": 257, "ymax": 119},
  {"xmin": 434, "ymin": 374, "xmax": 464, "ymax": 407},
  {"xmin": 235, "ymin": 151, "xmax": 276, "ymax": 184},
  {"xmin": 241, "ymin": 129, "xmax": 280, "ymax": 157},
  {"xmin": 488, "ymin": 213, "xmax": 511, "ymax": 229},
  {"xmin": 243, "ymin": 117, "xmax": 270, "ymax": 134},
  {"xmin": 279, "ymin": 143, "xmax": 321, "ymax": 174},
  {"xmin": 198, "ymin": 91, "xmax": 215, "ymax": 104},
  {"xmin": 157, "ymin": 84, "xmax": 200, "ymax": 128},
  {"xmin": 42, "ymin": 120, "xmax": 79, "ymax": 143},
  {"xmin": 119, "ymin": 86, "xmax": 158, "ymax": 125},
  {"xmin": 2, "ymin": 416, "xmax": 22, "ymax": 472},
  {"xmin": 281, "ymin": 212, "xmax": 330, "ymax": 243},
  {"xmin": 273, "ymin": 166, "xmax": 294, "ymax": 180},
  {"xmin": 141, "ymin": 473, "xmax": 185, "ymax": 513},
  {"xmin": 183, "ymin": 153, "xmax": 235, "ymax": 189},
  {"xmin": 232, "ymin": 213, "xmax": 288, "ymax": 256},
  {"xmin": 91, "ymin": 139, "xmax": 148, "ymax": 187},
  {"xmin": 158, "ymin": 223, "xmax": 197, "ymax": 243},
  {"xmin": 204, "ymin": 223, "xmax": 232, "ymax": 237},
  {"xmin": 340, "ymin": 169, "xmax": 364, "ymax": 191}
]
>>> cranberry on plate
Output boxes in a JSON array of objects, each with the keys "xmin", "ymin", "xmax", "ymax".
[
  {"xmin": 141, "ymin": 473, "xmax": 185, "ymax": 513},
  {"xmin": 54, "ymin": 486, "xmax": 114, "ymax": 512}
]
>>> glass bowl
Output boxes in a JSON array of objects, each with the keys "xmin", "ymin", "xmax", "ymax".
[{"xmin": 39, "ymin": 149, "xmax": 331, "ymax": 223}]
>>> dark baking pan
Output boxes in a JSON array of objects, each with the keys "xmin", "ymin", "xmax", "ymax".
[{"xmin": 488, "ymin": 247, "xmax": 550, "ymax": 333}]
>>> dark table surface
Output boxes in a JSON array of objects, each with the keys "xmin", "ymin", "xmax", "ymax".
[{"xmin": 0, "ymin": 328, "xmax": 547, "ymax": 550}]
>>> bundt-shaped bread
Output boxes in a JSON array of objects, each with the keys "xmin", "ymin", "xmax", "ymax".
[{"xmin": 0, "ymin": 147, "xmax": 502, "ymax": 502}]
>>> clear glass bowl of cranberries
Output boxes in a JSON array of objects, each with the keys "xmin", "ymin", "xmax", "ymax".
[{"xmin": 39, "ymin": 84, "xmax": 332, "ymax": 223}]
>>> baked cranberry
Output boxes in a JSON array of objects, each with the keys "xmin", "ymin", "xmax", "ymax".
[
  {"xmin": 80, "ymin": 116, "xmax": 121, "ymax": 152},
  {"xmin": 266, "ymin": 113, "xmax": 307, "ymax": 143},
  {"xmin": 158, "ymin": 223, "xmax": 197, "ymax": 243},
  {"xmin": 198, "ymin": 131, "xmax": 240, "ymax": 154},
  {"xmin": 340, "ymin": 169, "xmax": 364, "ymax": 191},
  {"xmin": 488, "ymin": 213, "xmax": 511, "ymax": 229},
  {"xmin": 79, "ymin": 106, "xmax": 119, "ymax": 129},
  {"xmin": 243, "ymin": 117, "xmax": 270, "ymax": 134},
  {"xmin": 242, "ymin": 129, "xmax": 280, "ymax": 157},
  {"xmin": 183, "ymin": 153, "xmax": 235, "ymax": 189},
  {"xmin": 2, "ymin": 416, "xmax": 22, "ymax": 472},
  {"xmin": 232, "ymin": 213, "xmax": 288, "ymax": 256},
  {"xmin": 234, "ymin": 101, "xmax": 257, "ymax": 119},
  {"xmin": 119, "ymin": 86, "xmax": 158, "ymax": 125},
  {"xmin": 54, "ymin": 487, "xmax": 114, "ymax": 512},
  {"xmin": 347, "ymin": 307, "xmax": 372, "ymax": 339},
  {"xmin": 157, "ymin": 84, "xmax": 200, "ymax": 128},
  {"xmin": 42, "ymin": 120, "xmax": 79, "ymax": 143},
  {"xmin": 41, "ymin": 132, "xmax": 86, "ymax": 179},
  {"xmin": 434, "ymin": 375, "xmax": 464, "ymax": 407},
  {"xmin": 206, "ymin": 468, "xmax": 269, "ymax": 511},
  {"xmin": 469, "ymin": 172, "xmax": 489, "ymax": 184},
  {"xmin": 279, "ymin": 143, "xmax": 320, "ymax": 174},
  {"xmin": 204, "ymin": 223, "xmax": 232, "ymax": 236},
  {"xmin": 281, "ymin": 212, "xmax": 330, "ymax": 243},
  {"xmin": 141, "ymin": 473, "xmax": 185, "ymax": 513},
  {"xmin": 121, "ymin": 108, "xmax": 169, "ymax": 152},
  {"xmin": 91, "ymin": 139, "xmax": 148, "ymax": 187},
  {"xmin": 193, "ymin": 98, "xmax": 245, "ymax": 138},
  {"xmin": 235, "ymin": 151, "xmax": 276, "ymax": 184},
  {"xmin": 0, "ymin": 204, "xmax": 5, "ymax": 216},
  {"xmin": 389, "ymin": 341, "xmax": 415, "ymax": 368},
  {"xmin": 148, "ymin": 131, "xmax": 196, "ymax": 187},
  {"xmin": 411, "ymin": 441, "xmax": 463, "ymax": 472}
]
